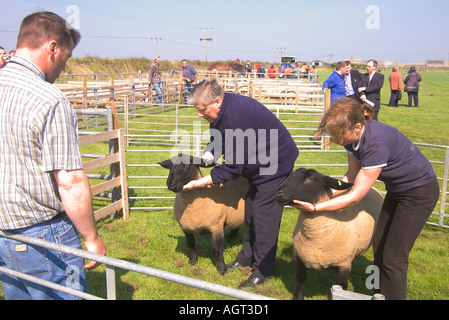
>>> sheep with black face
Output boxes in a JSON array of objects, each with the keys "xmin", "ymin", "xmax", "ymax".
[
  {"xmin": 276, "ymin": 168, "xmax": 383, "ymax": 300},
  {"xmin": 159, "ymin": 154, "xmax": 249, "ymax": 275}
]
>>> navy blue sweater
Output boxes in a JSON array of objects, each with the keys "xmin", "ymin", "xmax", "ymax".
[{"xmin": 207, "ymin": 93, "xmax": 298, "ymax": 185}]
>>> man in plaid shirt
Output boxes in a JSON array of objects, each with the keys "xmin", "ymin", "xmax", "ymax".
[
  {"xmin": 148, "ymin": 56, "xmax": 163, "ymax": 104},
  {"xmin": 0, "ymin": 11, "xmax": 106, "ymax": 300}
]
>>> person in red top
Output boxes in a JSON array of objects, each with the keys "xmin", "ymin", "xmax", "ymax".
[
  {"xmin": 268, "ymin": 65, "xmax": 276, "ymax": 78},
  {"xmin": 388, "ymin": 66, "xmax": 403, "ymax": 107}
]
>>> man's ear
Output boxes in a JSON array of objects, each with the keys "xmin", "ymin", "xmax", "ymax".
[{"xmin": 49, "ymin": 40, "xmax": 62, "ymax": 57}]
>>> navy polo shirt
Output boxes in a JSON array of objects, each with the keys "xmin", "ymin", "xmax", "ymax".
[{"xmin": 345, "ymin": 121, "xmax": 436, "ymax": 192}]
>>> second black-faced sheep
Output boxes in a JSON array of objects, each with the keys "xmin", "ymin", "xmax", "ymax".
[
  {"xmin": 159, "ymin": 154, "xmax": 249, "ymax": 275},
  {"xmin": 275, "ymin": 168, "xmax": 383, "ymax": 300}
]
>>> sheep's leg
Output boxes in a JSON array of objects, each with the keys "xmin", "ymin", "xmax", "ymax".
[
  {"xmin": 292, "ymin": 256, "xmax": 307, "ymax": 300},
  {"xmin": 335, "ymin": 264, "xmax": 351, "ymax": 290},
  {"xmin": 211, "ymin": 232, "xmax": 226, "ymax": 275},
  {"xmin": 184, "ymin": 232, "xmax": 198, "ymax": 265}
]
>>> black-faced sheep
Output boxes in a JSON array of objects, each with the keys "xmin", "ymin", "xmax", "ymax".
[
  {"xmin": 275, "ymin": 168, "xmax": 383, "ymax": 300},
  {"xmin": 159, "ymin": 154, "xmax": 249, "ymax": 275}
]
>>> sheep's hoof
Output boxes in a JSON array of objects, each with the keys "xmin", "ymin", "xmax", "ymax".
[
  {"xmin": 292, "ymin": 283, "xmax": 305, "ymax": 300},
  {"xmin": 218, "ymin": 268, "xmax": 227, "ymax": 275},
  {"xmin": 217, "ymin": 263, "xmax": 227, "ymax": 275},
  {"xmin": 292, "ymin": 292, "xmax": 304, "ymax": 300},
  {"xmin": 187, "ymin": 248, "xmax": 198, "ymax": 265}
]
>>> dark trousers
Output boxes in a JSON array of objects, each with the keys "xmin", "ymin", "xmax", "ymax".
[
  {"xmin": 235, "ymin": 175, "xmax": 287, "ymax": 279},
  {"xmin": 407, "ymin": 92, "xmax": 419, "ymax": 107},
  {"xmin": 373, "ymin": 109, "xmax": 379, "ymax": 121},
  {"xmin": 373, "ymin": 179, "xmax": 439, "ymax": 299},
  {"xmin": 388, "ymin": 90, "xmax": 400, "ymax": 106}
]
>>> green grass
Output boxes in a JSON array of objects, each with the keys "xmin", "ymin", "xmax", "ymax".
[{"xmin": 1, "ymin": 70, "xmax": 448, "ymax": 300}]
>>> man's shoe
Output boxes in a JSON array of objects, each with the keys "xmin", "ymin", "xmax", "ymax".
[
  {"xmin": 225, "ymin": 261, "xmax": 244, "ymax": 270},
  {"xmin": 238, "ymin": 275, "xmax": 266, "ymax": 289}
]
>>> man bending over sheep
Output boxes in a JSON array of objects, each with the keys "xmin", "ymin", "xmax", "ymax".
[
  {"xmin": 293, "ymin": 97, "xmax": 439, "ymax": 300},
  {"xmin": 183, "ymin": 79, "xmax": 298, "ymax": 289}
]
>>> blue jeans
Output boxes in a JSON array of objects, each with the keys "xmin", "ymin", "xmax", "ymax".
[
  {"xmin": 152, "ymin": 81, "xmax": 163, "ymax": 104},
  {"xmin": 0, "ymin": 215, "xmax": 87, "ymax": 300},
  {"xmin": 183, "ymin": 82, "xmax": 195, "ymax": 104},
  {"xmin": 407, "ymin": 92, "xmax": 419, "ymax": 107}
]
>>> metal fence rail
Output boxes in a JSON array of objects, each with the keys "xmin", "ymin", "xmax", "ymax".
[
  {"xmin": 125, "ymin": 137, "xmax": 449, "ymax": 228},
  {"xmin": 0, "ymin": 230, "xmax": 274, "ymax": 300}
]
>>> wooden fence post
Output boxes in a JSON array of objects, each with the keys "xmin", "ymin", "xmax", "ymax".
[
  {"xmin": 78, "ymin": 129, "xmax": 129, "ymax": 221},
  {"xmin": 179, "ymin": 70, "xmax": 184, "ymax": 103}
]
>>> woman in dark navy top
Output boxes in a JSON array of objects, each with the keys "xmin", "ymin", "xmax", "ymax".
[
  {"xmin": 183, "ymin": 79, "xmax": 298, "ymax": 289},
  {"xmin": 293, "ymin": 97, "xmax": 439, "ymax": 300}
]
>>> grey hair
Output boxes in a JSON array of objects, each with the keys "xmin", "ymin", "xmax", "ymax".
[{"xmin": 187, "ymin": 79, "xmax": 225, "ymax": 107}]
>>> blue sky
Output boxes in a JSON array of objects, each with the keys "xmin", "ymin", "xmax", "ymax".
[{"xmin": 1, "ymin": 0, "xmax": 448, "ymax": 63}]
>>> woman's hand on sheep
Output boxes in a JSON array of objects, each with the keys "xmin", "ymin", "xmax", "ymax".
[
  {"xmin": 183, "ymin": 179, "xmax": 205, "ymax": 191},
  {"xmin": 182, "ymin": 175, "xmax": 213, "ymax": 191},
  {"xmin": 292, "ymin": 200, "xmax": 316, "ymax": 212}
]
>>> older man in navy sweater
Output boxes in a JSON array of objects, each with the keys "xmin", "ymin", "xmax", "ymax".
[{"xmin": 183, "ymin": 79, "xmax": 298, "ymax": 288}]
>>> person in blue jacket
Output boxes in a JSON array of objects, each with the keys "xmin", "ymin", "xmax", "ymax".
[
  {"xmin": 183, "ymin": 79, "xmax": 299, "ymax": 288},
  {"xmin": 322, "ymin": 61, "xmax": 346, "ymax": 102},
  {"xmin": 293, "ymin": 97, "xmax": 439, "ymax": 300}
]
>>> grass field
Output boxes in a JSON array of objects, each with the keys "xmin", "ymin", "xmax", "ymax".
[{"xmin": 1, "ymin": 69, "xmax": 448, "ymax": 301}]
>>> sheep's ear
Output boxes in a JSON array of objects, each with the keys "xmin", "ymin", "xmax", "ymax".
[
  {"xmin": 158, "ymin": 160, "xmax": 172, "ymax": 169},
  {"xmin": 323, "ymin": 176, "xmax": 353, "ymax": 190}
]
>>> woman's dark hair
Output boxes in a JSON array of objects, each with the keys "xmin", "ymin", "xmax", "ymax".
[{"xmin": 316, "ymin": 97, "xmax": 374, "ymax": 145}]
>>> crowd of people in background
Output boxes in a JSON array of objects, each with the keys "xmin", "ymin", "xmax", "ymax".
[
  {"xmin": 321, "ymin": 59, "xmax": 422, "ymax": 121},
  {"xmin": 244, "ymin": 59, "xmax": 318, "ymax": 81}
]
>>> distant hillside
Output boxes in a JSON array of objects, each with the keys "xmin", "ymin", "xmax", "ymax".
[{"xmin": 65, "ymin": 56, "xmax": 246, "ymax": 74}]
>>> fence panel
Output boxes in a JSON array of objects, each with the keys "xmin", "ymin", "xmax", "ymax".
[{"xmin": 61, "ymin": 74, "xmax": 447, "ymax": 228}]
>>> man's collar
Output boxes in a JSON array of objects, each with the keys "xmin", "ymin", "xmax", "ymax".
[{"xmin": 9, "ymin": 56, "xmax": 45, "ymax": 80}]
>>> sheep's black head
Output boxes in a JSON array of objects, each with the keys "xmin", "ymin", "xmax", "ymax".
[
  {"xmin": 158, "ymin": 154, "xmax": 215, "ymax": 193},
  {"xmin": 275, "ymin": 168, "xmax": 353, "ymax": 206}
]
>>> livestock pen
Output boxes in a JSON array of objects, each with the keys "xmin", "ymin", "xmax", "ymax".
[
  {"xmin": 76, "ymin": 71, "xmax": 447, "ymax": 300},
  {"xmin": 1, "ymin": 71, "xmax": 447, "ymax": 301},
  {"xmin": 79, "ymin": 94, "xmax": 448, "ymax": 300}
]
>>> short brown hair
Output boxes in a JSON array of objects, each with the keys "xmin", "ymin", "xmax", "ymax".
[
  {"xmin": 16, "ymin": 11, "xmax": 81, "ymax": 50},
  {"xmin": 317, "ymin": 97, "xmax": 374, "ymax": 145}
]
